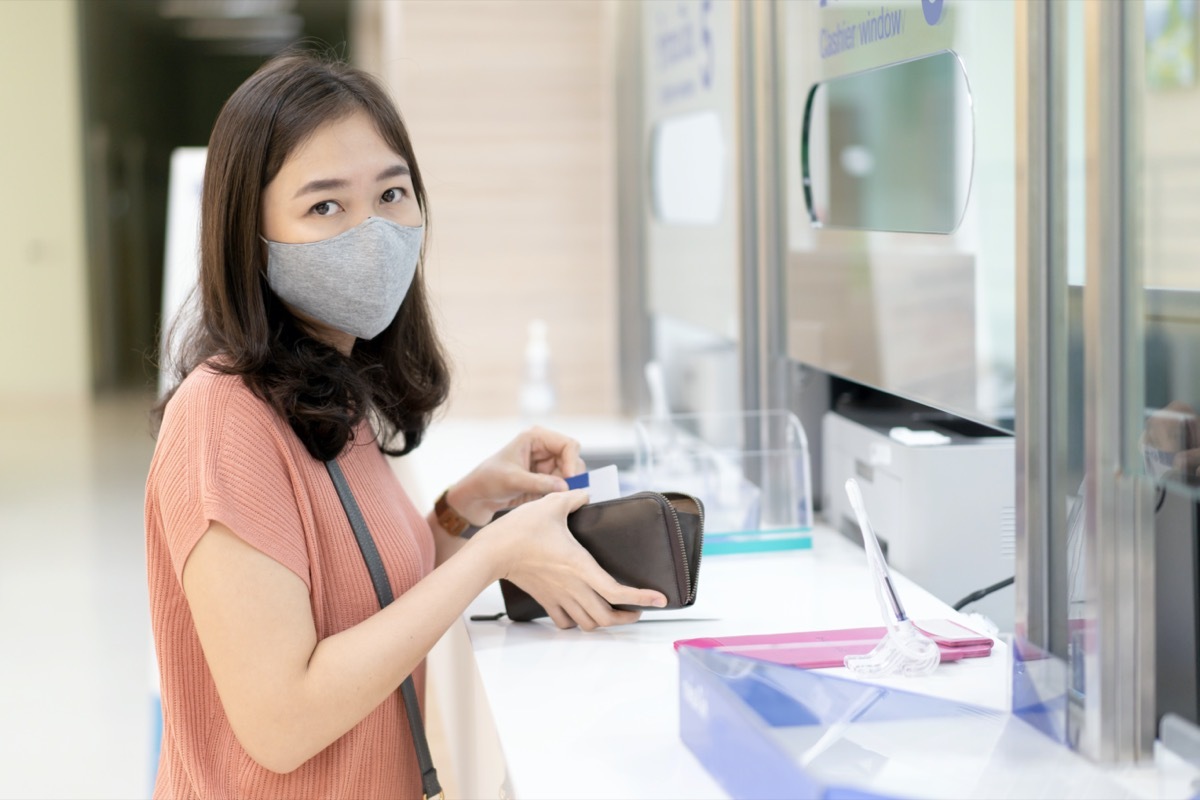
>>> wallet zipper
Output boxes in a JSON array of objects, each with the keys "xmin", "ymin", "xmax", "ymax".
[{"xmin": 649, "ymin": 491, "xmax": 704, "ymax": 605}]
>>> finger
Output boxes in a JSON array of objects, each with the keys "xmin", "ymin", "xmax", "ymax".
[
  {"xmin": 580, "ymin": 587, "xmax": 643, "ymax": 628},
  {"xmin": 579, "ymin": 587, "xmax": 618, "ymax": 628},
  {"xmin": 545, "ymin": 603, "xmax": 576, "ymax": 630},
  {"xmin": 558, "ymin": 488, "xmax": 590, "ymax": 513},
  {"xmin": 506, "ymin": 494, "xmax": 549, "ymax": 510},
  {"xmin": 556, "ymin": 436, "xmax": 585, "ymax": 477},
  {"xmin": 510, "ymin": 467, "xmax": 569, "ymax": 496},
  {"xmin": 506, "ymin": 474, "xmax": 576, "ymax": 506},
  {"xmin": 526, "ymin": 427, "xmax": 585, "ymax": 476},
  {"xmin": 608, "ymin": 608, "xmax": 643, "ymax": 626},
  {"xmin": 579, "ymin": 558, "xmax": 668, "ymax": 608},
  {"xmin": 561, "ymin": 597, "xmax": 599, "ymax": 632},
  {"xmin": 606, "ymin": 585, "xmax": 669, "ymax": 609}
]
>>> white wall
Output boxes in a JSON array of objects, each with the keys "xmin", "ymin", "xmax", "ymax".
[{"xmin": 0, "ymin": 0, "xmax": 90, "ymax": 400}]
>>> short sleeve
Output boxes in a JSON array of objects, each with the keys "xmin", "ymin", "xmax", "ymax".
[{"xmin": 151, "ymin": 368, "xmax": 311, "ymax": 590}]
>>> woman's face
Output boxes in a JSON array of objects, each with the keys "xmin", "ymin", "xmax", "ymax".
[
  {"xmin": 260, "ymin": 110, "xmax": 423, "ymax": 350},
  {"xmin": 261, "ymin": 110, "xmax": 422, "ymax": 244}
]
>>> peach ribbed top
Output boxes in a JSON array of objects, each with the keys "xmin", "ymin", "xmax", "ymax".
[{"xmin": 145, "ymin": 364, "xmax": 434, "ymax": 799}]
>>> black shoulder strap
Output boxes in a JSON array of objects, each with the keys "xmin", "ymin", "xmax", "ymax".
[{"xmin": 326, "ymin": 459, "xmax": 443, "ymax": 800}]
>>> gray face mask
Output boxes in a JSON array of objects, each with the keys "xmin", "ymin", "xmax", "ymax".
[{"xmin": 263, "ymin": 216, "xmax": 424, "ymax": 341}]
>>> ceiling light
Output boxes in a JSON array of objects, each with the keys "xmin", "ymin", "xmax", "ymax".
[
  {"xmin": 179, "ymin": 14, "xmax": 303, "ymax": 40},
  {"xmin": 159, "ymin": 0, "xmax": 297, "ymax": 20}
]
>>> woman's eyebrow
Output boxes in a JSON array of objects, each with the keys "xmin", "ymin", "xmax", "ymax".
[
  {"xmin": 293, "ymin": 177, "xmax": 347, "ymax": 199},
  {"xmin": 292, "ymin": 165, "xmax": 409, "ymax": 199},
  {"xmin": 376, "ymin": 164, "xmax": 410, "ymax": 181}
]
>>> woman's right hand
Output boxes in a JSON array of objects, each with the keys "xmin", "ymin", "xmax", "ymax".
[{"xmin": 477, "ymin": 489, "xmax": 668, "ymax": 630}]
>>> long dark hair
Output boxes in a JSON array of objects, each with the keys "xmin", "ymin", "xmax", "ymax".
[{"xmin": 153, "ymin": 52, "xmax": 450, "ymax": 461}]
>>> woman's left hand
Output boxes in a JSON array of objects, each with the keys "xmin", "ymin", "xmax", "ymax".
[{"xmin": 446, "ymin": 427, "xmax": 587, "ymax": 526}]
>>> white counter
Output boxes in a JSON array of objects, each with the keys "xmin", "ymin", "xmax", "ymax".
[
  {"xmin": 456, "ymin": 529, "xmax": 1012, "ymax": 799},
  {"xmin": 399, "ymin": 417, "xmax": 1192, "ymax": 799}
]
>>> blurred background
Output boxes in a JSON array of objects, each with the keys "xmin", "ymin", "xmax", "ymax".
[
  {"xmin": 1, "ymin": 0, "xmax": 623, "ymax": 413},
  {"xmin": 1, "ymin": 1, "xmax": 622, "ymax": 796}
]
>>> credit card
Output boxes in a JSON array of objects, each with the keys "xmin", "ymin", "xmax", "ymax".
[{"xmin": 564, "ymin": 464, "xmax": 621, "ymax": 503}]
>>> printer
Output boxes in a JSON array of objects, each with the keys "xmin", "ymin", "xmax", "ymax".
[{"xmin": 822, "ymin": 408, "xmax": 1016, "ymax": 632}]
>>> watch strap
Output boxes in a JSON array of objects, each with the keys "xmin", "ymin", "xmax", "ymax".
[{"xmin": 435, "ymin": 488, "xmax": 472, "ymax": 537}]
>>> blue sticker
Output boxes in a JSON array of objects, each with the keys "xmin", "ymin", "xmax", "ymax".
[
  {"xmin": 922, "ymin": 0, "xmax": 945, "ymax": 26},
  {"xmin": 565, "ymin": 472, "xmax": 590, "ymax": 490}
]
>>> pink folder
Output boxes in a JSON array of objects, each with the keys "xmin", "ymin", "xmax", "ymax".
[{"xmin": 674, "ymin": 619, "xmax": 994, "ymax": 670}]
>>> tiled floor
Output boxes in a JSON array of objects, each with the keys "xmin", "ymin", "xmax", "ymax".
[{"xmin": 1, "ymin": 393, "xmax": 159, "ymax": 799}]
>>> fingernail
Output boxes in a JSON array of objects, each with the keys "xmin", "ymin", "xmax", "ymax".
[{"xmin": 655, "ymin": 597, "xmax": 667, "ymax": 607}]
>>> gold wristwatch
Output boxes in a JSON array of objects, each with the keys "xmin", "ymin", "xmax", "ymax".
[{"xmin": 434, "ymin": 488, "xmax": 472, "ymax": 537}]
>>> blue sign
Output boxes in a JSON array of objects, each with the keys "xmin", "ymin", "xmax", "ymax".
[
  {"xmin": 651, "ymin": 0, "xmax": 717, "ymax": 108},
  {"xmin": 818, "ymin": 1, "xmax": 948, "ymax": 60},
  {"xmin": 821, "ymin": 0, "xmax": 947, "ymax": 24}
]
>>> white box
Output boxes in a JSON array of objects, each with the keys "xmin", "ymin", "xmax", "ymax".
[{"xmin": 822, "ymin": 411, "xmax": 1016, "ymax": 632}]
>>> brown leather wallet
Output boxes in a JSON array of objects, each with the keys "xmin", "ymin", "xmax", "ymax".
[{"xmin": 498, "ymin": 491, "xmax": 705, "ymax": 622}]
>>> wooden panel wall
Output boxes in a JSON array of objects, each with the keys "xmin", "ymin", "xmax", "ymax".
[{"xmin": 362, "ymin": 0, "xmax": 619, "ymax": 419}]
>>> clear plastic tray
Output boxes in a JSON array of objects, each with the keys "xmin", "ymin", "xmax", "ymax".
[
  {"xmin": 678, "ymin": 645, "xmax": 1147, "ymax": 799},
  {"xmin": 633, "ymin": 410, "xmax": 813, "ymax": 555}
]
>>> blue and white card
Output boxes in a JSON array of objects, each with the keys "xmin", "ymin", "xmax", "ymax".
[{"xmin": 565, "ymin": 464, "xmax": 621, "ymax": 503}]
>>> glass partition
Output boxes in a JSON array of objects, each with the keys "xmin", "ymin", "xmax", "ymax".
[
  {"xmin": 1057, "ymin": 0, "xmax": 1162, "ymax": 760},
  {"xmin": 638, "ymin": 0, "xmax": 745, "ymax": 416},
  {"xmin": 641, "ymin": 0, "xmax": 740, "ymax": 344},
  {"xmin": 1136, "ymin": 0, "xmax": 1200, "ymax": 496},
  {"xmin": 782, "ymin": 0, "xmax": 1017, "ymax": 431},
  {"xmin": 1131, "ymin": 0, "xmax": 1200, "ymax": 735}
]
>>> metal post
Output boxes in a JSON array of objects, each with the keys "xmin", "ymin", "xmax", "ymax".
[
  {"xmin": 613, "ymin": 1, "xmax": 651, "ymax": 416},
  {"xmin": 737, "ymin": 1, "xmax": 763, "ymax": 419},
  {"xmin": 1079, "ymin": 0, "xmax": 1155, "ymax": 763},
  {"xmin": 756, "ymin": 0, "xmax": 788, "ymax": 418},
  {"xmin": 1014, "ymin": 0, "xmax": 1055, "ymax": 655},
  {"xmin": 1016, "ymin": 0, "xmax": 1073, "ymax": 664}
]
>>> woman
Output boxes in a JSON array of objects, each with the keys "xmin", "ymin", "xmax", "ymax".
[{"xmin": 146, "ymin": 52, "xmax": 666, "ymax": 798}]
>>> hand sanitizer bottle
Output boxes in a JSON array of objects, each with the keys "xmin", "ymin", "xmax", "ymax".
[{"xmin": 519, "ymin": 319, "xmax": 556, "ymax": 420}]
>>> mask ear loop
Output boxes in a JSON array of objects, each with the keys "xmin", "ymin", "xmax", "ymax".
[{"xmin": 257, "ymin": 236, "xmax": 274, "ymax": 289}]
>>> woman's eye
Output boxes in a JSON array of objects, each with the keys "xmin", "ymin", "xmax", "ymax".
[
  {"xmin": 381, "ymin": 187, "xmax": 407, "ymax": 204},
  {"xmin": 311, "ymin": 200, "xmax": 342, "ymax": 216}
]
